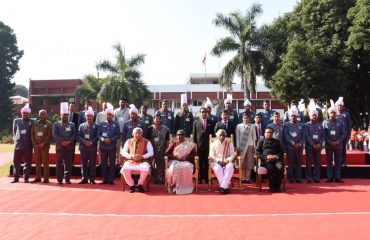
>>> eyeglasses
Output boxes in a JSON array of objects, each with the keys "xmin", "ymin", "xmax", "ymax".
[
  {"xmin": 201, "ymin": 111, "xmax": 207, "ymax": 113},
  {"xmin": 177, "ymin": 134, "xmax": 185, "ymax": 136}
]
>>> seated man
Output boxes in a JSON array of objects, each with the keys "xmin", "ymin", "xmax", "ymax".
[
  {"xmin": 121, "ymin": 127, "xmax": 154, "ymax": 193},
  {"xmin": 165, "ymin": 130, "xmax": 197, "ymax": 194},
  {"xmin": 209, "ymin": 129, "xmax": 235, "ymax": 194},
  {"xmin": 255, "ymin": 127, "xmax": 284, "ymax": 193}
]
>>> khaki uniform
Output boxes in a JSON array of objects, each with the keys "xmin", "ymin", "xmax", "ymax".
[{"xmin": 31, "ymin": 120, "xmax": 53, "ymax": 180}]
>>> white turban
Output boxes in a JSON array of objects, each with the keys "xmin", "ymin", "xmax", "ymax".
[
  {"xmin": 288, "ymin": 106, "xmax": 299, "ymax": 116},
  {"xmin": 308, "ymin": 99, "xmax": 318, "ymax": 117},
  {"xmin": 204, "ymin": 97, "xmax": 213, "ymax": 108},
  {"xmin": 85, "ymin": 106, "xmax": 94, "ymax": 116},
  {"xmin": 105, "ymin": 102, "xmax": 114, "ymax": 115},
  {"xmin": 244, "ymin": 99, "xmax": 252, "ymax": 107},
  {"xmin": 224, "ymin": 94, "xmax": 233, "ymax": 105},
  {"xmin": 129, "ymin": 104, "xmax": 138, "ymax": 115},
  {"xmin": 180, "ymin": 93, "xmax": 187, "ymax": 106},
  {"xmin": 328, "ymin": 99, "xmax": 337, "ymax": 113},
  {"xmin": 335, "ymin": 96, "xmax": 344, "ymax": 106},
  {"xmin": 60, "ymin": 102, "xmax": 69, "ymax": 115},
  {"xmin": 21, "ymin": 103, "xmax": 31, "ymax": 113}
]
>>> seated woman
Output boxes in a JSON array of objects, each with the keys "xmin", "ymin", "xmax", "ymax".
[{"xmin": 165, "ymin": 130, "xmax": 196, "ymax": 194}]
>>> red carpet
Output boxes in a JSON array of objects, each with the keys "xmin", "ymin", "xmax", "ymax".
[{"xmin": 1, "ymin": 178, "xmax": 370, "ymax": 239}]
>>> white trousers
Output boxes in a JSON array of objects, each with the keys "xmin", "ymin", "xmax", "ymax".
[
  {"xmin": 121, "ymin": 161, "xmax": 150, "ymax": 186},
  {"xmin": 213, "ymin": 163, "xmax": 234, "ymax": 189}
]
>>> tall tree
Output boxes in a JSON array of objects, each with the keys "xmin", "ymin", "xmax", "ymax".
[
  {"xmin": 0, "ymin": 21, "xmax": 24, "ymax": 132},
  {"xmin": 75, "ymin": 74, "xmax": 104, "ymax": 103},
  {"xmin": 211, "ymin": 4, "xmax": 270, "ymax": 98},
  {"xmin": 96, "ymin": 43, "xmax": 150, "ymax": 106},
  {"xmin": 14, "ymin": 84, "xmax": 28, "ymax": 98}
]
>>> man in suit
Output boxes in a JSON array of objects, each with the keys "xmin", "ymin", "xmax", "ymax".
[
  {"xmin": 193, "ymin": 107, "xmax": 215, "ymax": 184},
  {"xmin": 215, "ymin": 110, "xmax": 236, "ymax": 145},
  {"xmin": 68, "ymin": 102, "xmax": 79, "ymax": 164}
]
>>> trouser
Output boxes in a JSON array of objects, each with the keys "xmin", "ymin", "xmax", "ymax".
[
  {"xmin": 326, "ymin": 148, "xmax": 342, "ymax": 180},
  {"xmin": 213, "ymin": 163, "xmax": 234, "ymax": 189},
  {"xmin": 121, "ymin": 162, "xmax": 150, "ymax": 186},
  {"xmin": 305, "ymin": 147, "xmax": 321, "ymax": 181},
  {"xmin": 341, "ymin": 139, "xmax": 348, "ymax": 165},
  {"xmin": 241, "ymin": 145, "xmax": 255, "ymax": 181},
  {"xmin": 34, "ymin": 147, "xmax": 50, "ymax": 179},
  {"xmin": 80, "ymin": 151, "xmax": 97, "ymax": 180},
  {"xmin": 13, "ymin": 149, "xmax": 32, "ymax": 179},
  {"xmin": 198, "ymin": 150, "xmax": 209, "ymax": 183},
  {"xmin": 262, "ymin": 160, "xmax": 284, "ymax": 190},
  {"xmin": 56, "ymin": 149, "xmax": 73, "ymax": 182},
  {"xmin": 287, "ymin": 148, "xmax": 302, "ymax": 181},
  {"xmin": 71, "ymin": 139, "xmax": 77, "ymax": 164},
  {"xmin": 100, "ymin": 149, "xmax": 116, "ymax": 182}
]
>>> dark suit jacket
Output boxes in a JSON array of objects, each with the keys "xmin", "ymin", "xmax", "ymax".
[
  {"xmin": 193, "ymin": 118, "xmax": 215, "ymax": 151},
  {"xmin": 69, "ymin": 112, "xmax": 79, "ymax": 140},
  {"xmin": 214, "ymin": 120, "xmax": 236, "ymax": 145}
]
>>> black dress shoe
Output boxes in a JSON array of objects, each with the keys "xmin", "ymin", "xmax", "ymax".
[
  {"xmin": 129, "ymin": 186, "xmax": 135, "ymax": 193},
  {"xmin": 65, "ymin": 180, "xmax": 72, "ymax": 184},
  {"xmin": 269, "ymin": 188, "xmax": 276, "ymax": 193},
  {"xmin": 242, "ymin": 180, "xmax": 251, "ymax": 184},
  {"xmin": 313, "ymin": 179, "xmax": 321, "ymax": 183},
  {"xmin": 90, "ymin": 180, "xmax": 96, "ymax": 184},
  {"xmin": 224, "ymin": 188, "xmax": 230, "ymax": 194},
  {"xmin": 31, "ymin": 178, "xmax": 41, "ymax": 183},
  {"xmin": 100, "ymin": 180, "xmax": 109, "ymax": 184},
  {"xmin": 11, "ymin": 179, "xmax": 19, "ymax": 183},
  {"xmin": 295, "ymin": 179, "xmax": 303, "ymax": 183},
  {"xmin": 24, "ymin": 178, "xmax": 30, "ymax": 183},
  {"xmin": 57, "ymin": 181, "xmax": 63, "ymax": 184},
  {"xmin": 78, "ymin": 179, "xmax": 88, "ymax": 184},
  {"xmin": 43, "ymin": 179, "xmax": 49, "ymax": 183},
  {"xmin": 108, "ymin": 180, "xmax": 114, "ymax": 185},
  {"xmin": 288, "ymin": 179, "xmax": 294, "ymax": 183},
  {"xmin": 306, "ymin": 179, "xmax": 312, "ymax": 183},
  {"xmin": 335, "ymin": 179, "xmax": 344, "ymax": 183},
  {"xmin": 137, "ymin": 185, "xmax": 145, "ymax": 193},
  {"xmin": 325, "ymin": 179, "xmax": 334, "ymax": 183}
]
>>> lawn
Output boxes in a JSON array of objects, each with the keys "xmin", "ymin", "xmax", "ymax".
[{"xmin": 0, "ymin": 144, "xmax": 13, "ymax": 153}]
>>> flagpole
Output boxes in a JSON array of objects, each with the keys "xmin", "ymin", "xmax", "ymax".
[{"xmin": 203, "ymin": 52, "xmax": 207, "ymax": 83}]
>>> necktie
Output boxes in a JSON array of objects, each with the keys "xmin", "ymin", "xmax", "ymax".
[
  {"xmin": 258, "ymin": 124, "xmax": 262, "ymax": 137},
  {"xmin": 224, "ymin": 121, "xmax": 228, "ymax": 130},
  {"xmin": 203, "ymin": 119, "xmax": 206, "ymax": 130}
]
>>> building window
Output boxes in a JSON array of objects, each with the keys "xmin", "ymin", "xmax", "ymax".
[
  {"xmin": 255, "ymin": 100, "xmax": 265, "ymax": 109},
  {"xmin": 48, "ymin": 97, "xmax": 60, "ymax": 105},
  {"xmin": 32, "ymin": 97, "xmax": 44, "ymax": 105},
  {"xmin": 173, "ymin": 100, "xmax": 181, "ymax": 109},
  {"xmin": 192, "ymin": 101, "xmax": 203, "ymax": 107}
]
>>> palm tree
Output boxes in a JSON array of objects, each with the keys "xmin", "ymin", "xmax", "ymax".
[
  {"xmin": 96, "ymin": 43, "xmax": 150, "ymax": 106},
  {"xmin": 75, "ymin": 73, "xmax": 104, "ymax": 103},
  {"xmin": 211, "ymin": 4, "xmax": 269, "ymax": 98}
]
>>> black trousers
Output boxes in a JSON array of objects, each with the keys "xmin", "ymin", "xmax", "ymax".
[
  {"xmin": 198, "ymin": 150, "xmax": 209, "ymax": 183},
  {"xmin": 262, "ymin": 160, "xmax": 284, "ymax": 190}
]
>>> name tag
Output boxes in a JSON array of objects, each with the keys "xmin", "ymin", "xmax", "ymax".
[
  {"xmin": 291, "ymin": 132, "xmax": 297, "ymax": 137},
  {"xmin": 37, "ymin": 132, "xmax": 43, "ymax": 137},
  {"xmin": 313, "ymin": 134, "xmax": 318, "ymax": 140},
  {"xmin": 145, "ymin": 120, "xmax": 149, "ymax": 124},
  {"xmin": 168, "ymin": 116, "xmax": 172, "ymax": 120},
  {"xmin": 230, "ymin": 116, "xmax": 234, "ymax": 120},
  {"xmin": 119, "ymin": 117, "xmax": 124, "ymax": 122},
  {"xmin": 20, "ymin": 130, "xmax": 26, "ymax": 134},
  {"xmin": 154, "ymin": 137, "xmax": 159, "ymax": 142},
  {"xmin": 185, "ymin": 118, "xmax": 190, "ymax": 122},
  {"xmin": 102, "ymin": 132, "xmax": 108, "ymax": 137},
  {"xmin": 85, "ymin": 134, "xmax": 90, "ymax": 139},
  {"xmin": 330, "ymin": 130, "xmax": 336, "ymax": 135},
  {"xmin": 297, "ymin": 117, "xmax": 301, "ymax": 121},
  {"xmin": 65, "ymin": 127, "xmax": 71, "ymax": 132}
]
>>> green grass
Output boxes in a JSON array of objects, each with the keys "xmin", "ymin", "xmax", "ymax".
[
  {"xmin": 0, "ymin": 162, "xmax": 11, "ymax": 177},
  {"xmin": 0, "ymin": 144, "xmax": 13, "ymax": 153}
]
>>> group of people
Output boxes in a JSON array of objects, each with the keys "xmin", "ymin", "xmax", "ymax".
[
  {"xmin": 11, "ymin": 94, "xmax": 352, "ymax": 194},
  {"xmin": 349, "ymin": 127, "xmax": 370, "ymax": 151}
]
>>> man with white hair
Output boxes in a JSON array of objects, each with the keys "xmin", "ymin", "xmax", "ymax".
[
  {"xmin": 121, "ymin": 127, "xmax": 154, "ymax": 193},
  {"xmin": 238, "ymin": 99, "xmax": 256, "ymax": 124},
  {"xmin": 30, "ymin": 109, "xmax": 52, "ymax": 183},
  {"xmin": 209, "ymin": 129, "xmax": 235, "ymax": 194},
  {"xmin": 304, "ymin": 107, "xmax": 325, "ymax": 183},
  {"xmin": 53, "ymin": 102, "xmax": 76, "ymax": 184},
  {"xmin": 11, "ymin": 104, "xmax": 34, "ymax": 183},
  {"xmin": 121, "ymin": 104, "xmax": 145, "ymax": 145},
  {"xmin": 323, "ymin": 105, "xmax": 346, "ymax": 183},
  {"xmin": 283, "ymin": 106, "xmax": 304, "ymax": 183},
  {"xmin": 335, "ymin": 97, "xmax": 352, "ymax": 167},
  {"xmin": 98, "ymin": 103, "xmax": 121, "ymax": 184},
  {"xmin": 78, "ymin": 107, "xmax": 99, "ymax": 184}
]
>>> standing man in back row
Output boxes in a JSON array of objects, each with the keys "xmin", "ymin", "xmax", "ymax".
[
  {"xmin": 335, "ymin": 97, "xmax": 351, "ymax": 167},
  {"xmin": 114, "ymin": 98, "xmax": 130, "ymax": 159},
  {"xmin": 155, "ymin": 100, "xmax": 175, "ymax": 135},
  {"xmin": 258, "ymin": 100, "xmax": 275, "ymax": 133},
  {"xmin": 175, "ymin": 94, "xmax": 194, "ymax": 137}
]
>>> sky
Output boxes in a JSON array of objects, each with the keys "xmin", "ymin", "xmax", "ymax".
[{"xmin": 1, "ymin": 0, "xmax": 298, "ymax": 87}]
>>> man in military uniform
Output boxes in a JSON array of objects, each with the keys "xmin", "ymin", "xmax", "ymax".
[
  {"xmin": 155, "ymin": 100, "xmax": 175, "ymax": 135},
  {"xmin": 258, "ymin": 100, "xmax": 275, "ymax": 133},
  {"xmin": 78, "ymin": 107, "xmax": 99, "ymax": 184},
  {"xmin": 323, "ymin": 105, "xmax": 346, "ymax": 183},
  {"xmin": 11, "ymin": 104, "xmax": 34, "ymax": 183},
  {"xmin": 267, "ymin": 112, "xmax": 284, "ymax": 150},
  {"xmin": 221, "ymin": 94, "xmax": 239, "ymax": 126},
  {"xmin": 304, "ymin": 108, "xmax": 325, "ymax": 183},
  {"xmin": 30, "ymin": 109, "xmax": 52, "ymax": 183},
  {"xmin": 175, "ymin": 94, "xmax": 194, "ymax": 137},
  {"xmin": 239, "ymin": 99, "xmax": 256, "ymax": 124},
  {"xmin": 122, "ymin": 104, "xmax": 145, "ymax": 145},
  {"xmin": 284, "ymin": 100, "xmax": 304, "ymax": 124},
  {"xmin": 139, "ymin": 105, "xmax": 153, "ymax": 132},
  {"xmin": 98, "ymin": 104, "xmax": 121, "ymax": 184},
  {"xmin": 53, "ymin": 102, "xmax": 76, "ymax": 184},
  {"xmin": 283, "ymin": 106, "xmax": 304, "ymax": 183},
  {"xmin": 335, "ymin": 97, "xmax": 352, "ymax": 167},
  {"xmin": 204, "ymin": 97, "xmax": 217, "ymax": 130}
]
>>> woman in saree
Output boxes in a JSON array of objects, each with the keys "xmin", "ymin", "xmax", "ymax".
[
  {"xmin": 146, "ymin": 114, "xmax": 170, "ymax": 184},
  {"xmin": 165, "ymin": 129, "xmax": 197, "ymax": 194}
]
